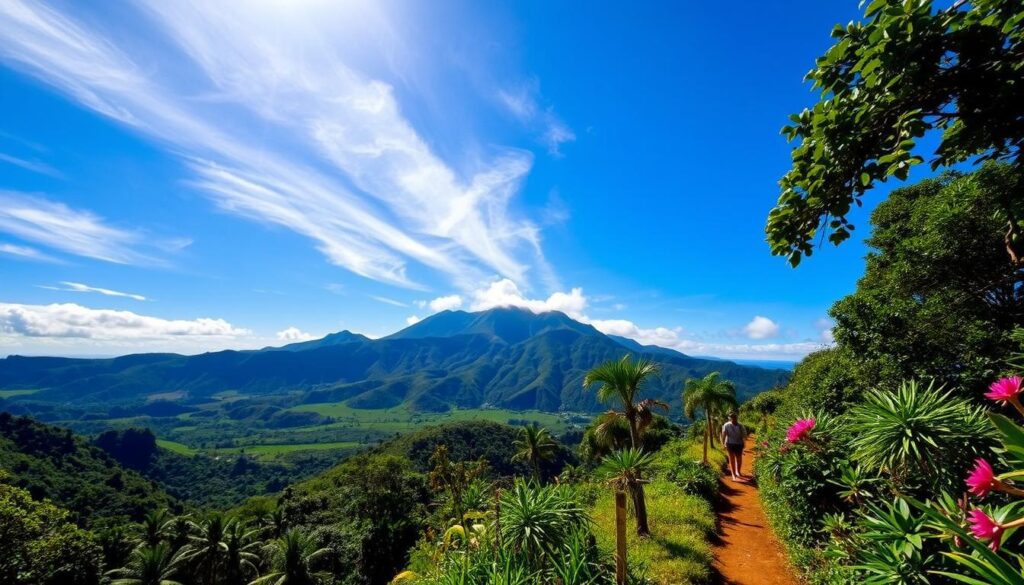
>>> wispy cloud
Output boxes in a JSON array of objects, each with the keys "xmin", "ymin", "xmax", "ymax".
[
  {"xmin": 0, "ymin": 152, "xmax": 62, "ymax": 178},
  {"xmin": 369, "ymin": 295, "xmax": 408, "ymax": 308},
  {"xmin": 0, "ymin": 242, "xmax": 61, "ymax": 263},
  {"xmin": 497, "ymin": 81, "xmax": 575, "ymax": 156},
  {"xmin": 0, "ymin": 0, "xmax": 552, "ymax": 290},
  {"xmin": 39, "ymin": 281, "xmax": 147, "ymax": 301},
  {"xmin": 0, "ymin": 191, "xmax": 153, "ymax": 264}
]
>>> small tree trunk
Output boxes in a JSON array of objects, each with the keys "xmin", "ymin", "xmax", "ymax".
[
  {"xmin": 702, "ymin": 420, "xmax": 709, "ymax": 465},
  {"xmin": 615, "ymin": 490, "xmax": 628, "ymax": 585},
  {"xmin": 632, "ymin": 483, "xmax": 650, "ymax": 537}
]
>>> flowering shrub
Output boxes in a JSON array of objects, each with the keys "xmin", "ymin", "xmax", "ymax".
[{"xmin": 785, "ymin": 418, "xmax": 816, "ymax": 443}]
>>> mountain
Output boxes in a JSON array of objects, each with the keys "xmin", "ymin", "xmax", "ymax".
[
  {"xmin": 0, "ymin": 308, "xmax": 788, "ymax": 414},
  {"xmin": 265, "ymin": 330, "xmax": 371, "ymax": 352}
]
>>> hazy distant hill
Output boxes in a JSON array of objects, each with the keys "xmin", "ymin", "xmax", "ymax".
[{"xmin": 0, "ymin": 308, "xmax": 788, "ymax": 414}]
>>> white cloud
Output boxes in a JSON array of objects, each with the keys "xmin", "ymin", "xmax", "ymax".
[
  {"xmin": 429, "ymin": 294, "xmax": 463, "ymax": 312},
  {"xmin": 276, "ymin": 326, "xmax": 315, "ymax": 342},
  {"xmin": 496, "ymin": 82, "xmax": 575, "ymax": 157},
  {"xmin": 815, "ymin": 318, "xmax": 835, "ymax": 344},
  {"xmin": 0, "ymin": 192, "xmax": 153, "ymax": 265},
  {"xmin": 40, "ymin": 281, "xmax": 147, "ymax": 301},
  {"xmin": 0, "ymin": 302, "xmax": 250, "ymax": 340},
  {"xmin": 0, "ymin": 242, "xmax": 60, "ymax": 263},
  {"xmin": 0, "ymin": 1, "xmax": 551, "ymax": 290},
  {"xmin": 370, "ymin": 295, "xmax": 408, "ymax": 307},
  {"xmin": 406, "ymin": 315, "xmax": 422, "ymax": 325},
  {"xmin": 0, "ymin": 152, "xmax": 61, "ymax": 178},
  {"xmin": 469, "ymin": 278, "xmax": 587, "ymax": 319},
  {"xmin": 743, "ymin": 316, "xmax": 780, "ymax": 340}
]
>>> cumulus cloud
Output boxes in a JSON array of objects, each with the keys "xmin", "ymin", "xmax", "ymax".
[
  {"xmin": 276, "ymin": 326, "xmax": 315, "ymax": 342},
  {"xmin": 429, "ymin": 294, "xmax": 463, "ymax": 312},
  {"xmin": 743, "ymin": 316, "xmax": 780, "ymax": 340},
  {"xmin": 406, "ymin": 315, "xmax": 422, "ymax": 325},
  {"xmin": 40, "ymin": 281, "xmax": 147, "ymax": 301},
  {"xmin": 0, "ymin": 302, "xmax": 250, "ymax": 340},
  {"xmin": 469, "ymin": 279, "xmax": 586, "ymax": 319},
  {"xmin": 0, "ymin": 1, "xmax": 551, "ymax": 289}
]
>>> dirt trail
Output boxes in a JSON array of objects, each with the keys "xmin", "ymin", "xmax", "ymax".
[{"xmin": 712, "ymin": 439, "xmax": 798, "ymax": 585}]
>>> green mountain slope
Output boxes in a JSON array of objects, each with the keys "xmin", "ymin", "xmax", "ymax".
[
  {"xmin": 0, "ymin": 308, "xmax": 789, "ymax": 415},
  {"xmin": 0, "ymin": 412, "xmax": 177, "ymax": 527}
]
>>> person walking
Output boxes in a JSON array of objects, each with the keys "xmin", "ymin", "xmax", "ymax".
[{"xmin": 721, "ymin": 411, "xmax": 746, "ymax": 481}]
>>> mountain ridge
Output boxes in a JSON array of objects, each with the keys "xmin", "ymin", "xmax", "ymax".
[{"xmin": 0, "ymin": 308, "xmax": 788, "ymax": 415}]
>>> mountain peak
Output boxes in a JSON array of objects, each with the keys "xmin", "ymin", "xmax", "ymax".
[
  {"xmin": 387, "ymin": 306, "xmax": 600, "ymax": 345},
  {"xmin": 265, "ymin": 329, "xmax": 370, "ymax": 352}
]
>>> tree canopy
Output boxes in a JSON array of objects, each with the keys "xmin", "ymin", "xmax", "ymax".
[{"xmin": 767, "ymin": 0, "xmax": 1024, "ymax": 266}]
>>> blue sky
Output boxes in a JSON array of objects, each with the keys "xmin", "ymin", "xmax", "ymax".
[{"xmin": 0, "ymin": 0, "xmax": 929, "ymax": 359}]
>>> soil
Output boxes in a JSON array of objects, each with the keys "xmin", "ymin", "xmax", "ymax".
[{"xmin": 712, "ymin": 438, "xmax": 799, "ymax": 585}]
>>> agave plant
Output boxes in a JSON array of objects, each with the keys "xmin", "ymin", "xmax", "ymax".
[
  {"xmin": 848, "ymin": 380, "xmax": 990, "ymax": 492},
  {"xmin": 107, "ymin": 543, "xmax": 188, "ymax": 585},
  {"xmin": 499, "ymin": 480, "xmax": 588, "ymax": 568}
]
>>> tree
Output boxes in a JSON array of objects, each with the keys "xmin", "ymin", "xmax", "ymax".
[
  {"xmin": 137, "ymin": 509, "xmax": 173, "ymax": 548},
  {"xmin": 511, "ymin": 425, "xmax": 559, "ymax": 482},
  {"xmin": 597, "ymin": 448, "xmax": 657, "ymax": 537},
  {"xmin": 108, "ymin": 544, "xmax": 187, "ymax": 585},
  {"xmin": 223, "ymin": 520, "xmax": 262, "ymax": 585},
  {"xmin": 584, "ymin": 355, "xmax": 666, "ymax": 536},
  {"xmin": 766, "ymin": 0, "xmax": 1024, "ymax": 267},
  {"xmin": 251, "ymin": 529, "xmax": 329, "ymax": 585},
  {"xmin": 186, "ymin": 514, "xmax": 229, "ymax": 585},
  {"xmin": 683, "ymin": 372, "xmax": 739, "ymax": 465},
  {"xmin": 829, "ymin": 166, "xmax": 1024, "ymax": 393},
  {"xmin": 583, "ymin": 355, "xmax": 667, "ymax": 449},
  {"xmin": 0, "ymin": 481, "xmax": 103, "ymax": 585}
]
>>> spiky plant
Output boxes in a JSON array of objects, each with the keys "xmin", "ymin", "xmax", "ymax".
[{"xmin": 499, "ymin": 481, "xmax": 589, "ymax": 568}]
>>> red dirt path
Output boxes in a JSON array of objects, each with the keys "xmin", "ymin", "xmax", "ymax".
[{"xmin": 712, "ymin": 439, "xmax": 798, "ymax": 585}]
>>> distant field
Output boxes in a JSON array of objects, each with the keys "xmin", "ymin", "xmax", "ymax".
[
  {"xmin": 0, "ymin": 389, "xmax": 39, "ymax": 398},
  {"xmin": 216, "ymin": 441, "xmax": 361, "ymax": 457},
  {"xmin": 157, "ymin": 439, "xmax": 197, "ymax": 455},
  {"xmin": 290, "ymin": 403, "xmax": 576, "ymax": 433}
]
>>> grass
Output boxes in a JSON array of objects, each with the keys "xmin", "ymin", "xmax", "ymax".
[
  {"xmin": 0, "ymin": 389, "xmax": 39, "ymax": 398},
  {"xmin": 590, "ymin": 479, "xmax": 716, "ymax": 584},
  {"xmin": 157, "ymin": 439, "xmax": 197, "ymax": 455},
  {"xmin": 289, "ymin": 403, "xmax": 574, "ymax": 433},
  {"xmin": 215, "ymin": 441, "xmax": 361, "ymax": 457}
]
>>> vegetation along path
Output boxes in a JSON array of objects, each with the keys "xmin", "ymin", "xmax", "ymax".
[{"xmin": 712, "ymin": 438, "xmax": 796, "ymax": 585}]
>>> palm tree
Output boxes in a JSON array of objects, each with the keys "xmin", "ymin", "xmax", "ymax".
[
  {"xmin": 512, "ymin": 424, "xmax": 559, "ymax": 482},
  {"xmin": 250, "ymin": 529, "xmax": 330, "ymax": 585},
  {"xmin": 107, "ymin": 543, "xmax": 188, "ymax": 585},
  {"xmin": 186, "ymin": 514, "xmax": 229, "ymax": 585},
  {"xmin": 683, "ymin": 372, "xmax": 739, "ymax": 465},
  {"xmin": 583, "ymin": 355, "xmax": 668, "ymax": 449},
  {"xmin": 224, "ymin": 520, "xmax": 262, "ymax": 585},
  {"xmin": 261, "ymin": 508, "xmax": 287, "ymax": 539},
  {"xmin": 136, "ymin": 509, "xmax": 173, "ymax": 548},
  {"xmin": 597, "ymin": 448, "xmax": 656, "ymax": 537}
]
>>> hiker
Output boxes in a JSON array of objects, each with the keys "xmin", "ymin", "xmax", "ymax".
[{"xmin": 721, "ymin": 411, "xmax": 746, "ymax": 481}]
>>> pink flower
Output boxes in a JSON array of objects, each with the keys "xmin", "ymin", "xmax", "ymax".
[
  {"xmin": 966, "ymin": 458, "xmax": 998, "ymax": 498},
  {"xmin": 785, "ymin": 418, "xmax": 816, "ymax": 443},
  {"xmin": 968, "ymin": 509, "xmax": 1004, "ymax": 551},
  {"xmin": 986, "ymin": 376, "xmax": 1023, "ymax": 403}
]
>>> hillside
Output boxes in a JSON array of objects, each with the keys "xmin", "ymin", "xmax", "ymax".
[
  {"xmin": 0, "ymin": 412, "xmax": 177, "ymax": 526},
  {"xmin": 0, "ymin": 308, "xmax": 788, "ymax": 415}
]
